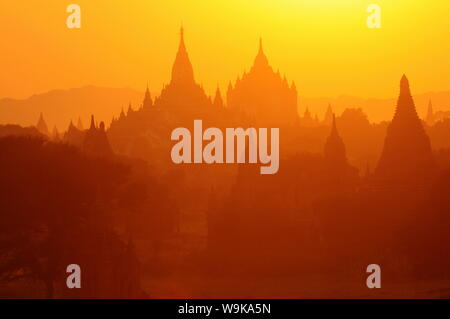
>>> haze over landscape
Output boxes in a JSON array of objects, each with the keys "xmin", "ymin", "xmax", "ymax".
[
  {"xmin": 1, "ymin": 1, "xmax": 450, "ymax": 299},
  {"xmin": 1, "ymin": 1, "xmax": 450, "ymax": 100},
  {"xmin": 1, "ymin": 85, "xmax": 450, "ymax": 130}
]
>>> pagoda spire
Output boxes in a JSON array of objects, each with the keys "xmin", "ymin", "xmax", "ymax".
[
  {"xmin": 171, "ymin": 26, "xmax": 195, "ymax": 85},
  {"xmin": 180, "ymin": 25, "xmax": 184, "ymax": 45},
  {"xmin": 213, "ymin": 85, "xmax": 224, "ymax": 108},
  {"xmin": 252, "ymin": 37, "xmax": 269, "ymax": 69},
  {"xmin": 36, "ymin": 112, "xmax": 49, "ymax": 135},
  {"xmin": 324, "ymin": 114, "xmax": 348, "ymax": 175},
  {"xmin": 375, "ymin": 75, "xmax": 436, "ymax": 185},
  {"xmin": 143, "ymin": 84, "xmax": 153, "ymax": 108},
  {"xmin": 400, "ymin": 74, "xmax": 411, "ymax": 95},
  {"xmin": 394, "ymin": 74, "xmax": 419, "ymax": 120},
  {"xmin": 291, "ymin": 81, "xmax": 297, "ymax": 91},
  {"xmin": 324, "ymin": 114, "xmax": 347, "ymax": 168},
  {"xmin": 89, "ymin": 115, "xmax": 96, "ymax": 130}
]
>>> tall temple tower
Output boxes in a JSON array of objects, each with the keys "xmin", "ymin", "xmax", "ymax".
[
  {"xmin": 324, "ymin": 115, "xmax": 347, "ymax": 169},
  {"xmin": 213, "ymin": 86, "xmax": 224, "ymax": 108},
  {"xmin": 323, "ymin": 114, "xmax": 358, "ymax": 193},
  {"xmin": 143, "ymin": 85, "xmax": 153, "ymax": 109},
  {"xmin": 375, "ymin": 75, "xmax": 436, "ymax": 186},
  {"xmin": 156, "ymin": 27, "xmax": 210, "ymax": 113},
  {"xmin": 171, "ymin": 26, "xmax": 195, "ymax": 86},
  {"xmin": 227, "ymin": 39, "xmax": 298, "ymax": 126}
]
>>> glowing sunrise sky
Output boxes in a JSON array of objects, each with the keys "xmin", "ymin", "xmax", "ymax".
[{"xmin": 0, "ymin": 0, "xmax": 449, "ymax": 102}]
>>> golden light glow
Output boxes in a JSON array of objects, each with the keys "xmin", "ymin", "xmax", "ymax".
[{"xmin": 0, "ymin": 0, "xmax": 448, "ymax": 110}]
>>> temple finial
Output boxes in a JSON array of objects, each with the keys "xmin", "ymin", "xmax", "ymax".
[
  {"xmin": 90, "ymin": 115, "xmax": 95, "ymax": 130},
  {"xmin": 400, "ymin": 74, "xmax": 412, "ymax": 97},
  {"xmin": 401, "ymin": 74, "xmax": 409, "ymax": 88}
]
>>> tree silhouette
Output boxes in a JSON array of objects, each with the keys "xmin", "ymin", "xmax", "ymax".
[{"xmin": 0, "ymin": 136, "xmax": 149, "ymax": 298}]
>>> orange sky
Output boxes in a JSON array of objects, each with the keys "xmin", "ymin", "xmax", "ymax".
[{"xmin": 1, "ymin": 0, "xmax": 449, "ymax": 101}]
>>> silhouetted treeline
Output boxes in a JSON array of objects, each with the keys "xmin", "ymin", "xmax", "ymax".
[
  {"xmin": 0, "ymin": 124, "xmax": 43, "ymax": 139},
  {"xmin": 0, "ymin": 136, "xmax": 176, "ymax": 298}
]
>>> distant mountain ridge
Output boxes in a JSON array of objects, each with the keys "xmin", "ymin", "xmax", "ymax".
[
  {"xmin": 0, "ymin": 86, "xmax": 143, "ymax": 131},
  {"xmin": 1, "ymin": 86, "xmax": 450, "ymax": 130},
  {"xmin": 301, "ymin": 91, "xmax": 450, "ymax": 123}
]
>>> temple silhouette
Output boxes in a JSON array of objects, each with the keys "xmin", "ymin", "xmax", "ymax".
[
  {"xmin": 323, "ymin": 115, "xmax": 358, "ymax": 194},
  {"xmin": 5, "ymin": 26, "xmax": 450, "ymax": 298},
  {"xmin": 83, "ymin": 115, "xmax": 113, "ymax": 158},
  {"xmin": 36, "ymin": 112, "xmax": 49, "ymax": 136},
  {"xmin": 157, "ymin": 27, "xmax": 212, "ymax": 115},
  {"xmin": 227, "ymin": 38, "xmax": 298, "ymax": 126},
  {"xmin": 107, "ymin": 27, "xmax": 228, "ymax": 160},
  {"xmin": 107, "ymin": 28, "xmax": 303, "ymax": 164},
  {"xmin": 426, "ymin": 99, "xmax": 450, "ymax": 125},
  {"xmin": 374, "ymin": 75, "xmax": 436, "ymax": 190}
]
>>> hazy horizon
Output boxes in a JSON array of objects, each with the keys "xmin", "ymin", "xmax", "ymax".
[{"xmin": 2, "ymin": 1, "xmax": 450, "ymax": 103}]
